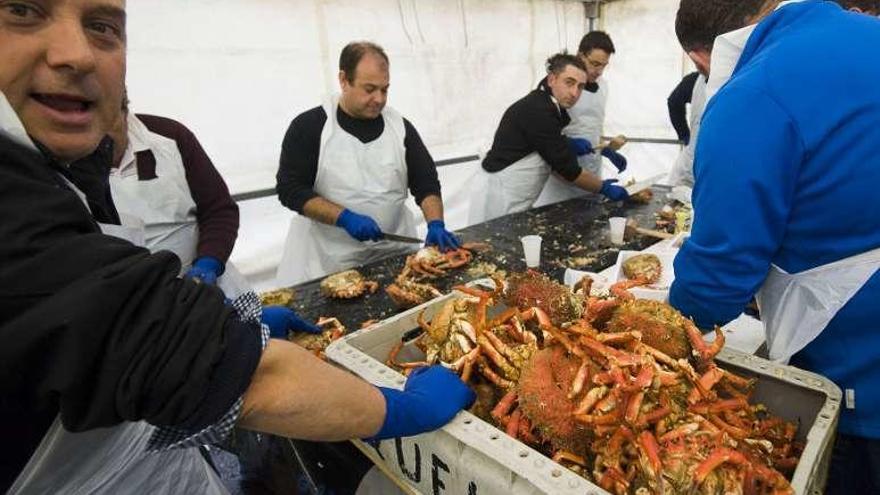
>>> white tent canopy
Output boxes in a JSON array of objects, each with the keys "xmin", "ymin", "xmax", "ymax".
[{"xmin": 126, "ymin": 0, "xmax": 693, "ymax": 290}]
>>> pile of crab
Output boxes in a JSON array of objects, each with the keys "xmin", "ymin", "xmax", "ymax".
[
  {"xmin": 387, "ymin": 271, "xmax": 802, "ymax": 495},
  {"xmin": 385, "ymin": 243, "xmax": 490, "ymax": 309}
]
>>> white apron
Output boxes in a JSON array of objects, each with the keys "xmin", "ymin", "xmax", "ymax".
[
  {"xmin": 9, "ymin": 199, "xmax": 227, "ymax": 495},
  {"xmin": 276, "ymin": 97, "xmax": 418, "ymax": 285},
  {"xmin": 467, "ymin": 151, "xmax": 550, "ymax": 225},
  {"xmin": 534, "ymin": 80, "xmax": 609, "ymax": 207},
  {"xmin": 668, "ymin": 75, "xmax": 707, "ymax": 189},
  {"xmin": 757, "ymin": 246, "xmax": 880, "ymax": 364},
  {"xmin": 9, "ymin": 419, "xmax": 227, "ymax": 495},
  {"xmin": 110, "ymin": 114, "xmax": 250, "ymax": 298}
]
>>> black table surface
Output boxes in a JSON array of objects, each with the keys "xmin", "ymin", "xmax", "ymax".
[{"xmin": 281, "ymin": 188, "xmax": 671, "ymax": 331}]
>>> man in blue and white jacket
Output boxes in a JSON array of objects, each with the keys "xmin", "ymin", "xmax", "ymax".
[{"xmin": 671, "ymin": 1, "xmax": 880, "ymax": 492}]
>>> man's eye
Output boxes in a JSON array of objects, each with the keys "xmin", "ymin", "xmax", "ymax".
[
  {"xmin": 87, "ymin": 21, "xmax": 122, "ymax": 37},
  {"xmin": 2, "ymin": 2, "xmax": 43, "ymax": 21}
]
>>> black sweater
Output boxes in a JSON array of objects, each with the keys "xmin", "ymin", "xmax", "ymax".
[
  {"xmin": 667, "ymin": 71, "xmax": 700, "ymax": 144},
  {"xmin": 276, "ymin": 106, "xmax": 441, "ymax": 214},
  {"xmin": 481, "ymin": 80, "xmax": 581, "ymax": 181},
  {"xmin": 0, "ymin": 135, "xmax": 261, "ymax": 490}
]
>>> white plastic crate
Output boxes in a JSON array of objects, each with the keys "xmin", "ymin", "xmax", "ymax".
[{"xmin": 326, "ymin": 283, "xmax": 842, "ymax": 495}]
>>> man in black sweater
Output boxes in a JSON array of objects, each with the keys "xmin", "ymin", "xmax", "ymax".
[
  {"xmin": 275, "ymin": 41, "xmax": 460, "ymax": 285},
  {"xmin": 469, "ymin": 53, "xmax": 630, "ymax": 224},
  {"xmin": 0, "ymin": 2, "xmax": 473, "ymax": 492}
]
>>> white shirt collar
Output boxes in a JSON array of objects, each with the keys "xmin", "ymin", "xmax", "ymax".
[
  {"xmin": 705, "ymin": 0, "xmax": 807, "ymax": 102},
  {"xmin": 116, "ymin": 112, "xmax": 154, "ymax": 172},
  {"xmin": 0, "ymin": 92, "xmax": 38, "ymax": 152}
]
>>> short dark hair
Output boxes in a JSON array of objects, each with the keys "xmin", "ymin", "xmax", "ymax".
[
  {"xmin": 835, "ymin": 0, "xmax": 880, "ymax": 12},
  {"xmin": 545, "ymin": 52, "xmax": 587, "ymax": 76},
  {"xmin": 578, "ymin": 31, "xmax": 616, "ymax": 56},
  {"xmin": 339, "ymin": 41, "xmax": 389, "ymax": 83},
  {"xmin": 675, "ymin": 0, "xmax": 768, "ymax": 52}
]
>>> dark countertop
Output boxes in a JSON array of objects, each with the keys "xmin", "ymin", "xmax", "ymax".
[{"xmin": 283, "ymin": 188, "xmax": 671, "ymax": 331}]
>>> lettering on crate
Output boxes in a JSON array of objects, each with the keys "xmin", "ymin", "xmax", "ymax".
[
  {"xmin": 395, "ymin": 438, "xmax": 422, "ymax": 482},
  {"xmin": 431, "ymin": 453, "xmax": 449, "ymax": 495}
]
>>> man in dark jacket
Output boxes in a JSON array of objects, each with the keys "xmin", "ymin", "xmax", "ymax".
[{"xmin": 0, "ymin": 1, "xmax": 473, "ymax": 492}]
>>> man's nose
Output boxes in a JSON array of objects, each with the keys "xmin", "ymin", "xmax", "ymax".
[{"xmin": 45, "ymin": 18, "xmax": 98, "ymax": 75}]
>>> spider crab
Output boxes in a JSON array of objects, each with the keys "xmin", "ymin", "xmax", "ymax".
[
  {"xmin": 400, "ymin": 243, "xmax": 489, "ymax": 280},
  {"xmin": 621, "ymin": 253, "xmax": 662, "ymax": 285},
  {"xmin": 319, "ymin": 270, "xmax": 378, "ymax": 299},
  {"xmin": 289, "ymin": 316, "xmax": 346, "ymax": 359},
  {"xmin": 387, "ymin": 277, "xmax": 544, "ymax": 388}
]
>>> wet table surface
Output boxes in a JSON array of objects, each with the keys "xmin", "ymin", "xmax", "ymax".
[{"xmin": 279, "ymin": 188, "xmax": 671, "ymax": 331}]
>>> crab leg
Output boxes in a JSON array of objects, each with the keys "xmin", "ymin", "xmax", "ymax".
[
  {"xmin": 460, "ymin": 348, "xmax": 480, "ymax": 382},
  {"xmin": 596, "ymin": 331, "xmax": 643, "ymax": 345},
  {"xmin": 568, "ymin": 357, "xmax": 593, "ymax": 399},
  {"xmin": 478, "ymin": 358, "xmax": 514, "ymax": 389},
  {"xmin": 520, "ymin": 307, "xmax": 552, "ymax": 327},
  {"xmin": 708, "ymin": 413, "xmax": 750, "ymax": 440},
  {"xmin": 637, "ymin": 430, "xmax": 663, "ymax": 480},
  {"xmin": 693, "ymin": 447, "xmax": 750, "ymax": 484},
  {"xmin": 505, "ymin": 409, "xmax": 522, "ymax": 438},
  {"xmin": 687, "ymin": 365, "xmax": 725, "ymax": 404},
  {"xmin": 689, "ymin": 397, "xmax": 749, "ymax": 415},
  {"xmin": 625, "ymin": 391, "xmax": 646, "ymax": 425},
  {"xmin": 574, "ymin": 385, "xmax": 610, "ymax": 415},
  {"xmin": 552, "ymin": 451, "xmax": 587, "ymax": 467},
  {"xmin": 491, "ymin": 390, "xmax": 518, "ymax": 422}
]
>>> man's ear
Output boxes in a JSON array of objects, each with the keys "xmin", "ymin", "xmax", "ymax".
[{"xmin": 687, "ymin": 49, "xmax": 712, "ymax": 78}]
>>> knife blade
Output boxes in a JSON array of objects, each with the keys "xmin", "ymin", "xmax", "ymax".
[
  {"xmin": 625, "ymin": 173, "xmax": 665, "ymax": 196},
  {"xmin": 383, "ymin": 233, "xmax": 424, "ymax": 244}
]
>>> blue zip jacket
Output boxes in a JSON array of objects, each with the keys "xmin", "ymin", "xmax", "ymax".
[{"xmin": 669, "ymin": 1, "xmax": 880, "ymax": 438}]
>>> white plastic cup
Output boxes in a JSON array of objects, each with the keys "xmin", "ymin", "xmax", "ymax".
[
  {"xmin": 609, "ymin": 217, "xmax": 627, "ymax": 245},
  {"xmin": 520, "ymin": 235, "xmax": 543, "ymax": 268}
]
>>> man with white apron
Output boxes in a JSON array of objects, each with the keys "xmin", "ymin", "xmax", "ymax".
[
  {"xmin": 469, "ymin": 52, "xmax": 630, "ymax": 225},
  {"xmin": 669, "ymin": 1, "xmax": 880, "ymax": 491},
  {"xmin": 276, "ymin": 42, "xmax": 459, "ymax": 286},
  {"xmin": 535, "ymin": 31, "xmax": 630, "ymax": 207}
]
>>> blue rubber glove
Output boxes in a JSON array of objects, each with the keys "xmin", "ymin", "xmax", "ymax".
[
  {"xmin": 425, "ymin": 220, "xmax": 461, "ymax": 252},
  {"xmin": 601, "ymin": 148, "xmax": 628, "ymax": 173},
  {"xmin": 599, "ymin": 179, "xmax": 630, "ymax": 202},
  {"xmin": 368, "ymin": 366, "xmax": 476, "ymax": 440},
  {"xmin": 336, "ymin": 209, "xmax": 384, "ymax": 242},
  {"xmin": 567, "ymin": 137, "xmax": 594, "ymax": 157},
  {"xmin": 185, "ymin": 256, "xmax": 224, "ymax": 285},
  {"xmin": 261, "ymin": 306, "xmax": 321, "ymax": 338}
]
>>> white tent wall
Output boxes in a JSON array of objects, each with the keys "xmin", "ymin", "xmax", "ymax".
[
  {"xmin": 599, "ymin": 0, "xmax": 692, "ymax": 183},
  {"xmin": 125, "ymin": 0, "xmax": 689, "ymax": 291}
]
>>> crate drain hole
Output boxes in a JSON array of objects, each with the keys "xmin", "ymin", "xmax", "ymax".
[
  {"xmin": 360, "ymin": 358, "xmax": 368, "ymax": 364},
  {"xmin": 518, "ymin": 450, "xmax": 529, "ymax": 458},
  {"xmin": 820, "ymin": 413, "xmax": 831, "ymax": 420},
  {"xmin": 377, "ymin": 369, "xmax": 385, "ymax": 374},
  {"xmin": 463, "ymin": 418, "xmax": 473, "ymax": 425},
  {"xmin": 489, "ymin": 433, "xmax": 499, "ymax": 440},
  {"xmin": 551, "ymin": 468, "xmax": 562, "ymax": 478}
]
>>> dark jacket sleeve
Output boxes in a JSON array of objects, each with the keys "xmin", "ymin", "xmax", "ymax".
[
  {"xmin": 0, "ymin": 136, "xmax": 261, "ymax": 477},
  {"xmin": 525, "ymin": 103, "xmax": 581, "ymax": 181},
  {"xmin": 403, "ymin": 119, "xmax": 441, "ymax": 205},
  {"xmin": 668, "ymin": 72, "xmax": 699, "ymax": 144},
  {"xmin": 276, "ymin": 107, "xmax": 326, "ymax": 214},
  {"xmin": 137, "ymin": 114, "xmax": 240, "ymax": 263}
]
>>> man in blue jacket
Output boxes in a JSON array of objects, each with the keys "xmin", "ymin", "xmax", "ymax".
[{"xmin": 671, "ymin": 1, "xmax": 880, "ymax": 492}]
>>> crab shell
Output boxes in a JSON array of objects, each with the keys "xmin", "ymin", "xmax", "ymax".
[
  {"xmin": 622, "ymin": 253, "xmax": 662, "ymax": 285},
  {"xmin": 319, "ymin": 269, "xmax": 377, "ymax": 299},
  {"xmin": 606, "ymin": 299, "xmax": 692, "ymax": 360},
  {"xmin": 505, "ymin": 271, "xmax": 585, "ymax": 326}
]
